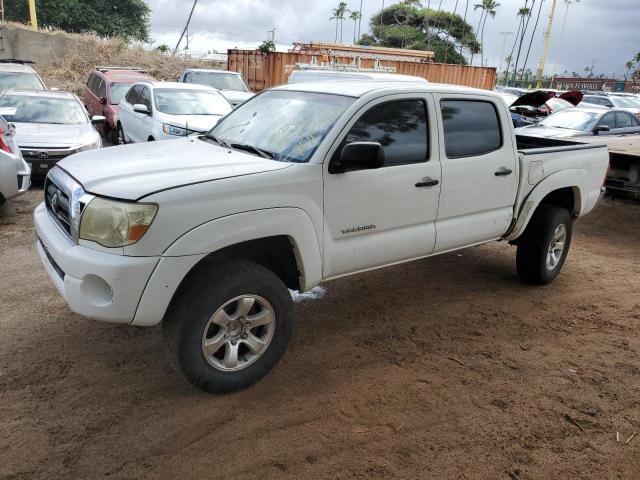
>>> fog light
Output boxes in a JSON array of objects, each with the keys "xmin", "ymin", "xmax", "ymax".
[{"xmin": 80, "ymin": 274, "xmax": 113, "ymax": 307}]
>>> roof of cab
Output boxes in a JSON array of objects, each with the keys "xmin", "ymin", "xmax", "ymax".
[
  {"xmin": 2, "ymin": 88, "xmax": 76, "ymax": 99},
  {"xmin": 184, "ymin": 69, "xmax": 241, "ymax": 75},
  {"xmin": 273, "ymin": 80, "xmax": 498, "ymax": 99},
  {"xmin": 0, "ymin": 62, "xmax": 38, "ymax": 73}
]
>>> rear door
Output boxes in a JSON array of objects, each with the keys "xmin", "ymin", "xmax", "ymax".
[
  {"xmin": 83, "ymin": 73, "xmax": 99, "ymax": 115},
  {"xmin": 433, "ymin": 95, "xmax": 518, "ymax": 252},
  {"xmin": 323, "ymin": 94, "xmax": 442, "ymax": 278}
]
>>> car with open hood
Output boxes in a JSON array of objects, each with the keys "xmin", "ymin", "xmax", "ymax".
[
  {"xmin": 515, "ymin": 105, "xmax": 640, "ymax": 138},
  {"xmin": 497, "ymin": 89, "xmax": 583, "ymax": 127}
]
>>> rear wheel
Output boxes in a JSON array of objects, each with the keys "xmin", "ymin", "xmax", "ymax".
[
  {"xmin": 516, "ymin": 205, "xmax": 573, "ymax": 285},
  {"xmin": 163, "ymin": 259, "xmax": 294, "ymax": 394}
]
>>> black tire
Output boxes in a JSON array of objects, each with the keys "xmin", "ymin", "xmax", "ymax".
[
  {"xmin": 162, "ymin": 259, "xmax": 294, "ymax": 394},
  {"xmin": 516, "ymin": 205, "xmax": 573, "ymax": 285},
  {"xmin": 116, "ymin": 123, "xmax": 126, "ymax": 145}
]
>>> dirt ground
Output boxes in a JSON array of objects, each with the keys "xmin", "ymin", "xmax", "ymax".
[{"xmin": 1, "ymin": 185, "xmax": 639, "ymax": 480}]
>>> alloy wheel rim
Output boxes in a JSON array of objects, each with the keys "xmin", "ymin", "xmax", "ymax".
[
  {"xmin": 546, "ymin": 224, "xmax": 567, "ymax": 271},
  {"xmin": 201, "ymin": 295, "xmax": 276, "ymax": 372}
]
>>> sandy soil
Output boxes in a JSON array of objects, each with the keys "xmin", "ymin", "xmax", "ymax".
[{"xmin": 1, "ymin": 187, "xmax": 639, "ymax": 480}]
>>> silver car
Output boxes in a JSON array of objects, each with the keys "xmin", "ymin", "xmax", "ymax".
[
  {"xmin": 0, "ymin": 115, "xmax": 30, "ymax": 204},
  {"xmin": 0, "ymin": 89, "xmax": 104, "ymax": 177},
  {"xmin": 515, "ymin": 106, "xmax": 640, "ymax": 139}
]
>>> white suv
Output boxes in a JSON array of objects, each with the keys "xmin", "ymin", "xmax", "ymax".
[{"xmin": 117, "ymin": 82, "xmax": 233, "ymax": 143}]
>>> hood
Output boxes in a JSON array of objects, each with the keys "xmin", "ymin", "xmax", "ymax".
[
  {"xmin": 514, "ymin": 125, "xmax": 589, "ymax": 139},
  {"xmin": 58, "ymin": 137, "xmax": 291, "ymax": 200},
  {"xmin": 558, "ymin": 90, "xmax": 583, "ymax": 106},
  {"xmin": 162, "ymin": 114, "xmax": 224, "ymax": 133},
  {"xmin": 14, "ymin": 122, "xmax": 98, "ymax": 148},
  {"xmin": 219, "ymin": 90, "xmax": 254, "ymax": 105},
  {"xmin": 511, "ymin": 90, "xmax": 555, "ymax": 108}
]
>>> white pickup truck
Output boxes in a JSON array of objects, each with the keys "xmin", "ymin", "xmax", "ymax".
[{"xmin": 34, "ymin": 81, "xmax": 608, "ymax": 393}]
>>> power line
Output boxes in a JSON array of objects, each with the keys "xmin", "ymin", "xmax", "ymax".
[{"xmin": 173, "ymin": 0, "xmax": 199, "ymax": 55}]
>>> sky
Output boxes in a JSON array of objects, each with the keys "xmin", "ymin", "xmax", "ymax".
[{"xmin": 146, "ymin": 0, "xmax": 640, "ymax": 78}]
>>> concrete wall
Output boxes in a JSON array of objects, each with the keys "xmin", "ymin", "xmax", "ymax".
[{"xmin": 0, "ymin": 24, "xmax": 75, "ymax": 66}]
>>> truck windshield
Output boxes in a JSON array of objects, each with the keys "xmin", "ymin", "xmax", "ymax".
[
  {"xmin": 206, "ymin": 90, "xmax": 354, "ymax": 163},
  {"xmin": 195, "ymin": 72, "xmax": 248, "ymax": 92}
]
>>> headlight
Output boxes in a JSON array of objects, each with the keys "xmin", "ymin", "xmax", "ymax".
[
  {"xmin": 79, "ymin": 197, "xmax": 158, "ymax": 248},
  {"xmin": 163, "ymin": 124, "xmax": 187, "ymax": 136},
  {"xmin": 76, "ymin": 138, "xmax": 101, "ymax": 152}
]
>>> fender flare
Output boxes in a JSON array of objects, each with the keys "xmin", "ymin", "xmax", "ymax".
[
  {"xmin": 163, "ymin": 207, "xmax": 322, "ymax": 290},
  {"xmin": 505, "ymin": 169, "xmax": 585, "ymax": 241}
]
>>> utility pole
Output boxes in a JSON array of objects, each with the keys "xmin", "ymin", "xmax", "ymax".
[
  {"xmin": 267, "ymin": 26, "xmax": 276, "ymax": 43},
  {"xmin": 173, "ymin": 0, "xmax": 198, "ymax": 55},
  {"xmin": 28, "ymin": 0, "xmax": 37, "ymax": 29},
  {"xmin": 497, "ymin": 32, "xmax": 514, "ymax": 77},
  {"xmin": 357, "ymin": 0, "xmax": 363, "ymax": 43},
  {"xmin": 0, "ymin": 0, "xmax": 4, "ymax": 22},
  {"xmin": 380, "ymin": 1, "xmax": 385, "ymax": 29},
  {"xmin": 535, "ymin": 0, "xmax": 557, "ymax": 88},
  {"xmin": 550, "ymin": 0, "xmax": 579, "ymax": 86}
]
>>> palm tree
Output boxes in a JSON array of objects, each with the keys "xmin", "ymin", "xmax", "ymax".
[
  {"xmin": 350, "ymin": 10, "xmax": 362, "ymax": 44},
  {"xmin": 512, "ymin": 3, "xmax": 531, "ymax": 80},
  {"xmin": 470, "ymin": 3, "xmax": 484, "ymax": 66},
  {"xmin": 476, "ymin": 0, "xmax": 500, "ymax": 67},
  {"xmin": 330, "ymin": 7, "xmax": 340, "ymax": 42},
  {"xmin": 458, "ymin": 0, "xmax": 471, "ymax": 58},
  {"xmin": 624, "ymin": 60, "xmax": 634, "ymax": 81},
  {"xmin": 330, "ymin": 2, "xmax": 349, "ymax": 44}
]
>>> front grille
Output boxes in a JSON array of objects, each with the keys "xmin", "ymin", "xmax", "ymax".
[{"xmin": 44, "ymin": 176, "xmax": 72, "ymax": 236}]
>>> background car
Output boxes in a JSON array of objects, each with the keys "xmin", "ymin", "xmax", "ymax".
[
  {"xmin": 497, "ymin": 89, "xmax": 582, "ymax": 127},
  {"xmin": 83, "ymin": 66, "xmax": 155, "ymax": 143},
  {"xmin": 0, "ymin": 59, "xmax": 46, "ymax": 92},
  {"xmin": 178, "ymin": 69, "xmax": 253, "ymax": 107},
  {"xmin": 0, "ymin": 89, "xmax": 103, "ymax": 177},
  {"xmin": 581, "ymin": 94, "xmax": 640, "ymax": 117},
  {"xmin": 515, "ymin": 106, "xmax": 640, "ymax": 138},
  {"xmin": 0, "ymin": 115, "xmax": 30, "ymax": 203},
  {"xmin": 117, "ymin": 82, "xmax": 233, "ymax": 144}
]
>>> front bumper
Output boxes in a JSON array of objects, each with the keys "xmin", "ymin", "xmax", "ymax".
[{"xmin": 34, "ymin": 202, "xmax": 160, "ymax": 324}]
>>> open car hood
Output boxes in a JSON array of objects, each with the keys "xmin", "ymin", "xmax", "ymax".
[
  {"xmin": 510, "ymin": 91, "xmax": 555, "ymax": 108},
  {"xmin": 558, "ymin": 90, "xmax": 583, "ymax": 106}
]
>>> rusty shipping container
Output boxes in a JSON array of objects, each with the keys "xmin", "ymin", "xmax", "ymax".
[{"xmin": 227, "ymin": 49, "xmax": 496, "ymax": 91}]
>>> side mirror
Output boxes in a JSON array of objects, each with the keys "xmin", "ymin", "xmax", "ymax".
[
  {"xmin": 133, "ymin": 103, "xmax": 150, "ymax": 115},
  {"xmin": 91, "ymin": 115, "xmax": 106, "ymax": 124},
  {"xmin": 595, "ymin": 124, "xmax": 610, "ymax": 134},
  {"xmin": 331, "ymin": 142, "xmax": 385, "ymax": 173},
  {"xmin": 99, "ymin": 97, "xmax": 107, "ymax": 105}
]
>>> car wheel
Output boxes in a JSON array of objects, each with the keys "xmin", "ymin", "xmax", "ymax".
[
  {"xmin": 117, "ymin": 124, "xmax": 126, "ymax": 145},
  {"xmin": 516, "ymin": 205, "xmax": 573, "ymax": 285},
  {"xmin": 162, "ymin": 259, "xmax": 294, "ymax": 394}
]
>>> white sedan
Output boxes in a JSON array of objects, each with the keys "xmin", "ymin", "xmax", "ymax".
[{"xmin": 117, "ymin": 82, "xmax": 233, "ymax": 143}]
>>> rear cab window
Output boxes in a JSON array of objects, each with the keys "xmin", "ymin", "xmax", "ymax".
[{"xmin": 440, "ymin": 99, "xmax": 503, "ymax": 158}]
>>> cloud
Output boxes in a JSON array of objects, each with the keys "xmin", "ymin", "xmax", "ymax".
[{"xmin": 146, "ymin": 0, "xmax": 640, "ymax": 77}]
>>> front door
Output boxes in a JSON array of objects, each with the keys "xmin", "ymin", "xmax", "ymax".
[
  {"xmin": 433, "ymin": 95, "xmax": 519, "ymax": 252},
  {"xmin": 323, "ymin": 95, "xmax": 441, "ymax": 279}
]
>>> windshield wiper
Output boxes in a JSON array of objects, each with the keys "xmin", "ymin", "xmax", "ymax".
[
  {"xmin": 207, "ymin": 134, "xmax": 230, "ymax": 148},
  {"xmin": 230, "ymin": 143, "xmax": 275, "ymax": 160}
]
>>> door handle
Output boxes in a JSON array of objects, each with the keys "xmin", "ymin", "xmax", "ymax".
[
  {"xmin": 415, "ymin": 178, "xmax": 439, "ymax": 188},
  {"xmin": 495, "ymin": 168, "xmax": 513, "ymax": 176}
]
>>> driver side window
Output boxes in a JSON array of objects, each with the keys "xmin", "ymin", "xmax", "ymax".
[
  {"xmin": 339, "ymin": 99, "xmax": 429, "ymax": 168},
  {"xmin": 599, "ymin": 112, "xmax": 615, "ymax": 128}
]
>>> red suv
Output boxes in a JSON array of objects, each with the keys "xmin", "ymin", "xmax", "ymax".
[{"xmin": 83, "ymin": 67, "xmax": 155, "ymax": 142}]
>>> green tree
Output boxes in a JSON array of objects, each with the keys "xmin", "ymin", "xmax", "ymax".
[
  {"xmin": 258, "ymin": 40, "xmax": 276, "ymax": 54},
  {"xmin": 474, "ymin": 0, "xmax": 500, "ymax": 67},
  {"xmin": 349, "ymin": 10, "xmax": 362, "ymax": 44},
  {"xmin": 155, "ymin": 44, "xmax": 170, "ymax": 53},
  {"xmin": 5, "ymin": 0, "xmax": 150, "ymax": 42},
  {"xmin": 330, "ymin": 2, "xmax": 349, "ymax": 44},
  {"xmin": 367, "ymin": 3, "xmax": 480, "ymax": 65}
]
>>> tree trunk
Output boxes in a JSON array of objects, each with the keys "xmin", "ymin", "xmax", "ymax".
[{"xmin": 470, "ymin": 9, "xmax": 484, "ymax": 66}]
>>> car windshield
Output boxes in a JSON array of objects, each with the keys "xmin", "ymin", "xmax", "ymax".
[
  {"xmin": 153, "ymin": 89, "xmax": 233, "ymax": 115},
  {"xmin": 538, "ymin": 110, "xmax": 600, "ymax": 131},
  {"xmin": 547, "ymin": 97, "xmax": 573, "ymax": 111},
  {"xmin": 194, "ymin": 72, "xmax": 248, "ymax": 92},
  {"xmin": 0, "ymin": 72, "xmax": 44, "ymax": 91},
  {"xmin": 610, "ymin": 96, "xmax": 640, "ymax": 108},
  {"xmin": 206, "ymin": 90, "xmax": 355, "ymax": 163},
  {"xmin": 0, "ymin": 95, "xmax": 87, "ymax": 124},
  {"xmin": 110, "ymin": 82, "xmax": 134, "ymax": 105}
]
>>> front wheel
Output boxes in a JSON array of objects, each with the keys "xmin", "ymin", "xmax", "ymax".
[
  {"xmin": 516, "ymin": 205, "xmax": 573, "ymax": 285},
  {"xmin": 163, "ymin": 259, "xmax": 294, "ymax": 394}
]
